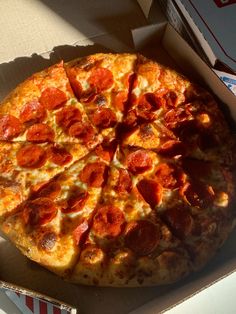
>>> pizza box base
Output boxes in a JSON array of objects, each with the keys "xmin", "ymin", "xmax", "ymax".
[{"xmin": 0, "ymin": 1, "xmax": 236, "ymax": 313}]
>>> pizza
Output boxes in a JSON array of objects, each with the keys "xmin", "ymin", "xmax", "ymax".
[{"xmin": 0, "ymin": 53, "xmax": 235, "ymax": 287}]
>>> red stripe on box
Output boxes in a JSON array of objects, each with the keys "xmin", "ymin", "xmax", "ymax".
[
  {"xmin": 25, "ymin": 295, "xmax": 34, "ymax": 312},
  {"xmin": 39, "ymin": 300, "xmax": 48, "ymax": 314},
  {"xmin": 53, "ymin": 306, "xmax": 61, "ymax": 314}
]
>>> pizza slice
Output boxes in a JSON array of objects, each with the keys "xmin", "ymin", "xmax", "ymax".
[
  {"xmin": 119, "ymin": 54, "xmax": 189, "ymax": 147},
  {"xmin": 0, "ymin": 61, "xmax": 101, "ymax": 148},
  {"xmin": 114, "ymin": 143, "xmax": 235, "ymax": 270},
  {"xmin": 69, "ymin": 164, "xmax": 192, "ymax": 286},
  {"xmin": 0, "ymin": 149, "xmax": 111, "ymax": 277},
  {"xmin": 121, "ymin": 55, "xmax": 234, "ymax": 166},
  {"xmin": 161, "ymin": 88, "xmax": 235, "ymax": 166},
  {"xmin": 0, "ymin": 141, "xmax": 89, "ymax": 220},
  {"xmin": 133, "ymin": 156, "xmax": 235, "ymax": 270},
  {"xmin": 65, "ymin": 53, "xmax": 137, "ymax": 140}
]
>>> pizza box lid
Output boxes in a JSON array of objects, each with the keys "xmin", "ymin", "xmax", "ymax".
[
  {"xmin": 172, "ymin": 0, "xmax": 236, "ymax": 73},
  {"xmin": 0, "ymin": 1, "xmax": 236, "ymax": 314},
  {"xmin": 155, "ymin": 0, "xmax": 236, "ymax": 96}
]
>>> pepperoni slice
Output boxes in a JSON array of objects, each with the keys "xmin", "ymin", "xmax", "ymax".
[
  {"xmin": 56, "ymin": 106, "xmax": 82, "ymax": 130},
  {"xmin": 73, "ymin": 219, "xmax": 89, "ymax": 246},
  {"xmin": 164, "ymin": 109, "xmax": 179, "ymax": 129},
  {"xmin": 80, "ymin": 87, "xmax": 97, "ymax": 103},
  {"xmin": 164, "ymin": 107, "xmax": 192, "ymax": 129},
  {"xmin": 112, "ymin": 91, "xmax": 128, "ymax": 112},
  {"xmin": 126, "ymin": 150, "xmax": 152, "ymax": 174},
  {"xmin": 136, "ymin": 93, "xmax": 162, "ymax": 122},
  {"xmin": 22, "ymin": 197, "xmax": 57, "ymax": 226},
  {"xmin": 19, "ymin": 100, "xmax": 46, "ymax": 124},
  {"xmin": 69, "ymin": 76, "xmax": 83, "ymax": 99},
  {"xmin": 95, "ymin": 140, "xmax": 117, "ymax": 162},
  {"xmin": 88, "ymin": 67, "xmax": 114, "ymax": 92},
  {"xmin": 39, "ymin": 87, "xmax": 67, "ymax": 110},
  {"xmin": 136, "ymin": 105, "xmax": 155, "ymax": 122},
  {"xmin": 92, "ymin": 205, "xmax": 125, "ymax": 238},
  {"xmin": 164, "ymin": 91, "xmax": 178, "ymax": 109},
  {"xmin": 68, "ymin": 122, "xmax": 96, "ymax": 145},
  {"xmin": 115, "ymin": 169, "xmax": 132, "ymax": 193},
  {"xmin": 62, "ymin": 190, "xmax": 89, "ymax": 213},
  {"xmin": 163, "ymin": 207, "xmax": 194, "ymax": 239},
  {"xmin": 180, "ymin": 182, "xmax": 214, "ymax": 207},
  {"xmin": 125, "ymin": 220, "xmax": 160, "ymax": 256},
  {"xmin": 155, "ymin": 163, "xmax": 180, "ymax": 189},
  {"xmin": 137, "ymin": 179, "xmax": 162, "ymax": 208},
  {"xmin": 122, "ymin": 109, "xmax": 138, "ymax": 128},
  {"xmin": 34, "ymin": 181, "xmax": 61, "ymax": 200},
  {"xmin": 0, "ymin": 114, "xmax": 23, "ymax": 140},
  {"xmin": 17, "ymin": 144, "xmax": 47, "ymax": 169},
  {"xmin": 79, "ymin": 162, "xmax": 108, "ymax": 188},
  {"xmin": 158, "ymin": 140, "xmax": 187, "ymax": 157},
  {"xmin": 91, "ymin": 108, "xmax": 117, "ymax": 129},
  {"xmin": 47, "ymin": 145, "xmax": 72, "ymax": 166},
  {"xmin": 26, "ymin": 123, "xmax": 55, "ymax": 143}
]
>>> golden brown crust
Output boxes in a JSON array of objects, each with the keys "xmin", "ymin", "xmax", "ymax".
[
  {"xmin": 0, "ymin": 52, "xmax": 235, "ymax": 287},
  {"xmin": 1, "ymin": 210, "xmax": 79, "ymax": 277}
]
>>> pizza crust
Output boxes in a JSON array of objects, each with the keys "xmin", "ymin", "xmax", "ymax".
[{"xmin": 1, "ymin": 211, "xmax": 80, "ymax": 277}]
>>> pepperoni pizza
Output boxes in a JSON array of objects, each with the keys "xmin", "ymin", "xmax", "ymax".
[{"xmin": 0, "ymin": 53, "xmax": 235, "ymax": 286}]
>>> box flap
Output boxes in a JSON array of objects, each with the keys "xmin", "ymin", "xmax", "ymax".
[
  {"xmin": 136, "ymin": 0, "xmax": 154, "ymax": 18},
  {"xmin": 175, "ymin": 0, "xmax": 236, "ymax": 72}
]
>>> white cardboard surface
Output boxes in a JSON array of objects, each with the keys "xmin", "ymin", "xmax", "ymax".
[
  {"xmin": 0, "ymin": 0, "xmax": 146, "ymax": 63},
  {"xmin": 0, "ymin": 290, "xmax": 21, "ymax": 314},
  {"xmin": 175, "ymin": 0, "xmax": 236, "ymax": 72},
  {"xmin": 0, "ymin": 1, "xmax": 236, "ymax": 314}
]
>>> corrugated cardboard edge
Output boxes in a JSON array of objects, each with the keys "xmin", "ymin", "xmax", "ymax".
[{"xmin": 0, "ymin": 280, "xmax": 77, "ymax": 314}]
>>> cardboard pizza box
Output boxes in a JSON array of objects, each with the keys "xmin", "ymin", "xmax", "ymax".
[
  {"xmin": 156, "ymin": 0, "xmax": 210, "ymax": 63},
  {"xmin": 171, "ymin": 0, "xmax": 236, "ymax": 74},
  {"xmin": 0, "ymin": 280, "xmax": 76, "ymax": 314},
  {"xmin": 151, "ymin": 0, "xmax": 236, "ymax": 95},
  {"xmin": 0, "ymin": 1, "xmax": 236, "ymax": 313}
]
